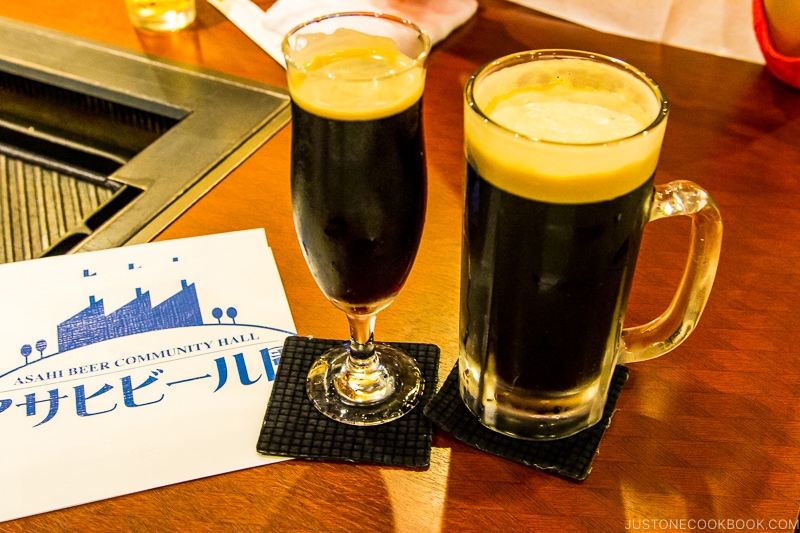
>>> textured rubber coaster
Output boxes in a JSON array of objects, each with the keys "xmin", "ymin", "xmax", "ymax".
[
  {"xmin": 423, "ymin": 364, "xmax": 629, "ymax": 481},
  {"xmin": 257, "ymin": 336, "xmax": 440, "ymax": 467}
]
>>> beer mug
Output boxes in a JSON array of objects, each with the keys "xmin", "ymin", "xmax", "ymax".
[{"xmin": 459, "ymin": 50, "xmax": 723, "ymax": 440}]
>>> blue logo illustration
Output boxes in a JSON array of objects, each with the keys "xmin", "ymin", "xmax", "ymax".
[{"xmin": 58, "ymin": 280, "xmax": 202, "ymax": 352}]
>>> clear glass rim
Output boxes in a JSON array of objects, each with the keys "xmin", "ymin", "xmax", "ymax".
[
  {"xmin": 281, "ymin": 11, "xmax": 431, "ymax": 82},
  {"xmin": 465, "ymin": 49, "xmax": 670, "ymax": 147}
]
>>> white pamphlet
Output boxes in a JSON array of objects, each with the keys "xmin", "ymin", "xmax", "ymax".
[{"xmin": 0, "ymin": 229, "xmax": 296, "ymax": 522}]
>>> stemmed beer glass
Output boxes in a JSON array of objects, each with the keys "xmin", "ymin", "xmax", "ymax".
[{"xmin": 282, "ymin": 13, "xmax": 430, "ymax": 425}]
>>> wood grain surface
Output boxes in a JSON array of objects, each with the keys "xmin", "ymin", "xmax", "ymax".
[{"xmin": 1, "ymin": 0, "xmax": 799, "ymax": 531}]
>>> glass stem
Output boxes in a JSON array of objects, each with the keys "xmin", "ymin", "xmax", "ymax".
[
  {"xmin": 347, "ymin": 313, "xmax": 377, "ymax": 360},
  {"xmin": 334, "ymin": 313, "xmax": 391, "ymax": 405}
]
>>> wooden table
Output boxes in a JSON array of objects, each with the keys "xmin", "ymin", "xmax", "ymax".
[{"xmin": 2, "ymin": 1, "xmax": 800, "ymax": 531}]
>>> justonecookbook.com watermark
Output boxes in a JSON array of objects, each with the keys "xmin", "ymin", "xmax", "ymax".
[{"xmin": 625, "ymin": 518, "xmax": 800, "ymax": 531}]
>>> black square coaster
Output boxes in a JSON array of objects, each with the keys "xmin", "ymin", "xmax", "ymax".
[
  {"xmin": 423, "ymin": 364, "xmax": 629, "ymax": 481},
  {"xmin": 256, "ymin": 336, "xmax": 440, "ymax": 468}
]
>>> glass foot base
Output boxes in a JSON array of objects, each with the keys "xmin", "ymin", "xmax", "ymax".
[{"xmin": 306, "ymin": 343, "xmax": 424, "ymax": 426}]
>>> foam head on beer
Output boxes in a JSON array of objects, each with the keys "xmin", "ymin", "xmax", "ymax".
[
  {"xmin": 466, "ymin": 54, "xmax": 668, "ymax": 204},
  {"xmin": 285, "ymin": 27, "xmax": 427, "ymax": 121}
]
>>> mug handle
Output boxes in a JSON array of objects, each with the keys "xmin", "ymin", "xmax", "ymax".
[{"xmin": 619, "ymin": 180, "xmax": 723, "ymax": 364}]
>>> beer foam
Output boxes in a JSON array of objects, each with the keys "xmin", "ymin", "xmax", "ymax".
[
  {"xmin": 286, "ymin": 29, "xmax": 425, "ymax": 121},
  {"xmin": 489, "ymin": 99, "xmax": 647, "ymax": 144},
  {"xmin": 466, "ymin": 57, "xmax": 667, "ymax": 203}
]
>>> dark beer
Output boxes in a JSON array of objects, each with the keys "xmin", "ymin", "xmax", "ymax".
[
  {"xmin": 286, "ymin": 29, "xmax": 428, "ymax": 311},
  {"xmin": 285, "ymin": 16, "xmax": 431, "ymax": 425},
  {"xmin": 290, "ymin": 99, "xmax": 426, "ymax": 307},
  {"xmin": 460, "ymin": 53, "xmax": 668, "ymax": 438},
  {"xmin": 461, "ymin": 164, "xmax": 652, "ymax": 394}
]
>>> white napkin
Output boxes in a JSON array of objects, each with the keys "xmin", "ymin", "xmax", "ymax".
[
  {"xmin": 208, "ymin": 0, "xmax": 478, "ymax": 68},
  {"xmin": 507, "ymin": 0, "xmax": 764, "ymax": 64}
]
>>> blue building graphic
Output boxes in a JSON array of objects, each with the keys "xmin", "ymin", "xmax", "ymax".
[{"xmin": 57, "ymin": 280, "xmax": 203, "ymax": 352}]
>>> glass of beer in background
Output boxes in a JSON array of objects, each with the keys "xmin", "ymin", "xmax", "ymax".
[
  {"xmin": 283, "ymin": 13, "xmax": 429, "ymax": 425},
  {"xmin": 125, "ymin": 0, "xmax": 196, "ymax": 32},
  {"xmin": 460, "ymin": 50, "xmax": 723, "ymax": 440}
]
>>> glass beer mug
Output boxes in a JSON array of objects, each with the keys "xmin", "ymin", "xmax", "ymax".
[{"xmin": 459, "ymin": 50, "xmax": 723, "ymax": 440}]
